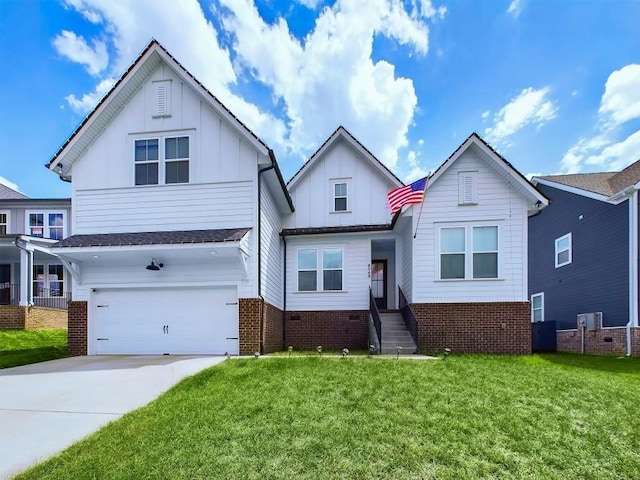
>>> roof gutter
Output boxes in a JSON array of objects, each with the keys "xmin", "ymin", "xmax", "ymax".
[{"xmin": 268, "ymin": 149, "xmax": 295, "ymax": 213}]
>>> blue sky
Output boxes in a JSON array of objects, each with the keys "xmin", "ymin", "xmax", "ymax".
[{"xmin": 0, "ymin": 0, "xmax": 639, "ymax": 198}]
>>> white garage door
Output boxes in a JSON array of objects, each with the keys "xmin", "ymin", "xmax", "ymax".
[{"xmin": 93, "ymin": 286, "xmax": 238, "ymax": 355}]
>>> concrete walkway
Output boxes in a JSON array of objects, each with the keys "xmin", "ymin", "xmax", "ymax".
[{"xmin": 0, "ymin": 355, "xmax": 227, "ymax": 479}]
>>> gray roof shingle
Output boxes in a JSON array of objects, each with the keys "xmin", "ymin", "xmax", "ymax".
[
  {"xmin": 0, "ymin": 184, "xmax": 28, "ymax": 199},
  {"xmin": 55, "ymin": 228, "xmax": 250, "ymax": 248}
]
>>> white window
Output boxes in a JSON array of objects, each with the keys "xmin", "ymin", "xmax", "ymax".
[
  {"xmin": 134, "ymin": 135, "xmax": 190, "ymax": 186},
  {"xmin": 323, "ymin": 249, "xmax": 343, "ymax": 290},
  {"xmin": 33, "ymin": 264, "xmax": 65, "ymax": 297},
  {"xmin": 555, "ymin": 233, "xmax": 572, "ymax": 268},
  {"xmin": 0, "ymin": 211, "xmax": 8, "ymax": 234},
  {"xmin": 531, "ymin": 292, "xmax": 544, "ymax": 322},
  {"xmin": 297, "ymin": 248, "xmax": 344, "ymax": 292},
  {"xmin": 26, "ymin": 211, "xmax": 65, "ymax": 240},
  {"xmin": 333, "ymin": 182, "xmax": 348, "ymax": 212},
  {"xmin": 458, "ymin": 171, "xmax": 477, "ymax": 205},
  {"xmin": 439, "ymin": 225, "xmax": 499, "ymax": 280}
]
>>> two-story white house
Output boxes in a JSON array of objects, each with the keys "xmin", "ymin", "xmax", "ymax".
[
  {"xmin": 0, "ymin": 184, "xmax": 71, "ymax": 329},
  {"xmin": 45, "ymin": 40, "xmax": 547, "ymax": 356}
]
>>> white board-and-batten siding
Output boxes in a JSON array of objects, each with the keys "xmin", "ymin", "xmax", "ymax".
[
  {"xmin": 412, "ymin": 150, "xmax": 529, "ymax": 303},
  {"xmin": 260, "ymin": 182, "xmax": 283, "ymax": 309},
  {"xmin": 285, "ymin": 235, "xmax": 370, "ymax": 311},
  {"xmin": 286, "ymin": 140, "xmax": 396, "ymax": 229}
]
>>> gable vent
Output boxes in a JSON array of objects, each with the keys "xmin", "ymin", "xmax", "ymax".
[
  {"xmin": 458, "ymin": 171, "xmax": 477, "ymax": 205},
  {"xmin": 153, "ymin": 80, "xmax": 171, "ymax": 117}
]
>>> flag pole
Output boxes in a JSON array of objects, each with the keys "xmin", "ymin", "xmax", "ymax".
[{"xmin": 413, "ymin": 173, "xmax": 430, "ymax": 239}]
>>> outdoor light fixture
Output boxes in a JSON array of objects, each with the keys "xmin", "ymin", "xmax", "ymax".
[
  {"xmin": 288, "ymin": 346, "xmax": 293, "ymax": 357},
  {"xmin": 368, "ymin": 344, "xmax": 376, "ymax": 357},
  {"xmin": 317, "ymin": 345, "xmax": 322, "ymax": 356},
  {"xmin": 145, "ymin": 258, "xmax": 164, "ymax": 271},
  {"xmin": 444, "ymin": 348, "xmax": 451, "ymax": 359},
  {"xmin": 342, "ymin": 348, "xmax": 349, "ymax": 358},
  {"xmin": 396, "ymin": 346, "xmax": 403, "ymax": 359}
]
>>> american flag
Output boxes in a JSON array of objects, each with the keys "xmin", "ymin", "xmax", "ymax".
[{"xmin": 387, "ymin": 176, "xmax": 428, "ymax": 214}]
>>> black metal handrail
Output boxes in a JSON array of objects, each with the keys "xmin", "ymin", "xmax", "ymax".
[
  {"xmin": 369, "ymin": 288, "xmax": 382, "ymax": 347},
  {"xmin": 34, "ymin": 288, "xmax": 71, "ymax": 310},
  {"xmin": 0, "ymin": 284, "xmax": 70, "ymax": 310},
  {"xmin": 398, "ymin": 286, "xmax": 419, "ymax": 346}
]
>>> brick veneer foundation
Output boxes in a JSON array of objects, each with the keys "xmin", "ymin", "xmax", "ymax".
[
  {"xmin": 68, "ymin": 301, "xmax": 88, "ymax": 356},
  {"xmin": 1, "ymin": 306, "xmax": 68, "ymax": 330},
  {"xmin": 411, "ymin": 302, "xmax": 531, "ymax": 355},
  {"xmin": 238, "ymin": 298, "xmax": 284, "ymax": 355},
  {"xmin": 285, "ymin": 310, "xmax": 369, "ymax": 350},
  {"xmin": 0, "ymin": 305, "xmax": 25, "ymax": 329},
  {"xmin": 557, "ymin": 327, "xmax": 640, "ymax": 356}
]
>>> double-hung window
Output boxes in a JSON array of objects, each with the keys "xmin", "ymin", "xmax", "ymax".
[
  {"xmin": 297, "ymin": 248, "xmax": 344, "ymax": 291},
  {"xmin": 531, "ymin": 293, "xmax": 544, "ymax": 322},
  {"xmin": 334, "ymin": 183, "xmax": 347, "ymax": 212},
  {"xmin": 134, "ymin": 139, "xmax": 159, "ymax": 185},
  {"xmin": 439, "ymin": 225, "xmax": 499, "ymax": 280},
  {"xmin": 27, "ymin": 212, "xmax": 65, "ymax": 240},
  {"xmin": 134, "ymin": 135, "xmax": 190, "ymax": 186},
  {"xmin": 555, "ymin": 233, "xmax": 571, "ymax": 268},
  {"xmin": 0, "ymin": 212, "xmax": 8, "ymax": 234}
]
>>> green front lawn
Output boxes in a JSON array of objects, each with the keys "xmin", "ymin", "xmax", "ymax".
[
  {"xmin": 17, "ymin": 354, "xmax": 640, "ymax": 479},
  {"xmin": 0, "ymin": 329, "xmax": 67, "ymax": 369}
]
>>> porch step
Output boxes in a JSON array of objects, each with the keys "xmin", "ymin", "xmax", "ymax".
[{"xmin": 379, "ymin": 312, "xmax": 418, "ymax": 355}]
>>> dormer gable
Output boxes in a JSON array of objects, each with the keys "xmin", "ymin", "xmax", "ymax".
[{"xmin": 285, "ymin": 127, "xmax": 404, "ymax": 229}]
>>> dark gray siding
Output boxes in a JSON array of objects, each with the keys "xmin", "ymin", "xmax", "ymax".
[{"xmin": 529, "ymin": 184, "xmax": 629, "ymax": 329}]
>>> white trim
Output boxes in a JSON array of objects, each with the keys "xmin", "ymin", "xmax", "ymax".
[
  {"xmin": 628, "ymin": 193, "xmax": 638, "ymax": 355},
  {"xmin": 132, "ymin": 131, "xmax": 193, "ymax": 186},
  {"xmin": 555, "ymin": 233, "xmax": 572, "ymax": 268},
  {"xmin": 332, "ymin": 180, "xmax": 349, "ymax": 212},
  {"xmin": 531, "ymin": 292, "xmax": 544, "ymax": 322},
  {"xmin": 533, "ymin": 178, "xmax": 612, "ymax": 203}
]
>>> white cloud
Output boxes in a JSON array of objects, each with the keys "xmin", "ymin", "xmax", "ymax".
[
  {"xmin": 52, "ymin": 30, "xmax": 109, "ymax": 75},
  {"xmin": 560, "ymin": 63, "xmax": 640, "ymax": 173},
  {"xmin": 65, "ymin": 77, "xmax": 115, "ymax": 114},
  {"xmin": 481, "ymin": 110, "xmax": 490, "ymax": 120},
  {"xmin": 599, "ymin": 64, "xmax": 640, "ymax": 128},
  {"xmin": 484, "ymin": 87, "xmax": 557, "ymax": 145},
  {"xmin": 507, "ymin": 0, "xmax": 525, "ymax": 18},
  {"xmin": 296, "ymin": 0, "xmax": 323, "ymax": 8},
  {"xmin": 218, "ymin": 0, "xmax": 441, "ymax": 170},
  {"xmin": 0, "ymin": 176, "xmax": 20, "ymax": 192},
  {"xmin": 404, "ymin": 150, "xmax": 429, "ymax": 182},
  {"xmin": 58, "ymin": 0, "xmax": 287, "ymax": 147},
  {"xmin": 63, "ymin": 0, "xmax": 103, "ymax": 23}
]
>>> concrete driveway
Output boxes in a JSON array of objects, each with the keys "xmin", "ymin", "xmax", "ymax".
[{"xmin": 0, "ymin": 355, "xmax": 227, "ymax": 479}]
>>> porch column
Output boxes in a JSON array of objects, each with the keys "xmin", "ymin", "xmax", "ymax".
[{"xmin": 19, "ymin": 248, "xmax": 29, "ymax": 306}]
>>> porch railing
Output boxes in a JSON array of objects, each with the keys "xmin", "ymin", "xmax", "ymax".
[
  {"xmin": 398, "ymin": 286, "xmax": 419, "ymax": 346},
  {"xmin": 0, "ymin": 284, "xmax": 70, "ymax": 310},
  {"xmin": 369, "ymin": 288, "xmax": 382, "ymax": 347}
]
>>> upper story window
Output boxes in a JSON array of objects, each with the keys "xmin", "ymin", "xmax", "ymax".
[
  {"xmin": 134, "ymin": 135, "xmax": 190, "ymax": 186},
  {"xmin": 555, "ymin": 233, "xmax": 572, "ymax": 268},
  {"xmin": 334, "ymin": 182, "xmax": 347, "ymax": 212},
  {"xmin": 26, "ymin": 212, "xmax": 65, "ymax": 240},
  {"xmin": 439, "ymin": 224, "xmax": 499, "ymax": 280},
  {"xmin": 531, "ymin": 292, "xmax": 544, "ymax": 322},
  {"xmin": 0, "ymin": 212, "xmax": 8, "ymax": 234},
  {"xmin": 297, "ymin": 247, "xmax": 344, "ymax": 292}
]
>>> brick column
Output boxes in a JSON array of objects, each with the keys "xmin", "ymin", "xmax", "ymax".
[
  {"xmin": 68, "ymin": 301, "xmax": 88, "ymax": 356},
  {"xmin": 239, "ymin": 298, "xmax": 261, "ymax": 355}
]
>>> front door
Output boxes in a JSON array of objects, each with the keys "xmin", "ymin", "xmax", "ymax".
[
  {"xmin": 371, "ymin": 259, "xmax": 387, "ymax": 310},
  {"xmin": 0, "ymin": 264, "xmax": 10, "ymax": 305}
]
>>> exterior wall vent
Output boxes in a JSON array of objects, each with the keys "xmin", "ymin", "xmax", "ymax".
[{"xmin": 153, "ymin": 80, "xmax": 172, "ymax": 118}]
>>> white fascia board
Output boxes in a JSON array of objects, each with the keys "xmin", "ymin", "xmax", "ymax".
[
  {"xmin": 50, "ymin": 240, "xmax": 243, "ymax": 257},
  {"xmin": 533, "ymin": 178, "xmax": 612, "ymax": 203}
]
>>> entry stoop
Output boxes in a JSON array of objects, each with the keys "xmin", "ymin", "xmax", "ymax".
[{"xmin": 380, "ymin": 311, "xmax": 417, "ymax": 355}]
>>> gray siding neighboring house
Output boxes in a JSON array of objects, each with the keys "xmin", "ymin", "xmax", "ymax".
[{"xmin": 531, "ymin": 160, "xmax": 640, "ymax": 356}]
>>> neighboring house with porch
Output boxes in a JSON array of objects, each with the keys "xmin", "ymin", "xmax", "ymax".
[
  {"xmin": 0, "ymin": 184, "xmax": 71, "ymax": 329},
  {"xmin": 530, "ymin": 161, "xmax": 640, "ymax": 356},
  {"xmin": 45, "ymin": 40, "xmax": 547, "ymax": 356}
]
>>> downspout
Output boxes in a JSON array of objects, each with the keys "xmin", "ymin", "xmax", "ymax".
[
  {"xmin": 627, "ymin": 191, "xmax": 638, "ymax": 356},
  {"xmin": 282, "ymin": 235, "xmax": 287, "ymax": 350},
  {"xmin": 258, "ymin": 158, "xmax": 276, "ymax": 355}
]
